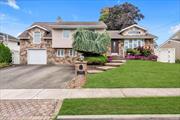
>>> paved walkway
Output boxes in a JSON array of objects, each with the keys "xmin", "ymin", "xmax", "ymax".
[
  {"xmin": 0, "ymin": 99, "xmax": 62, "ymax": 120},
  {"xmin": 1, "ymin": 88, "xmax": 180, "ymax": 99}
]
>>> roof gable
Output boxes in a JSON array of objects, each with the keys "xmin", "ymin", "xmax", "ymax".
[
  {"xmin": 119, "ymin": 24, "xmax": 147, "ymax": 33},
  {"xmin": 26, "ymin": 25, "xmax": 50, "ymax": 31}
]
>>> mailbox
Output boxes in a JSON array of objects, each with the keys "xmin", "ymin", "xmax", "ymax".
[{"xmin": 75, "ymin": 61, "xmax": 87, "ymax": 76}]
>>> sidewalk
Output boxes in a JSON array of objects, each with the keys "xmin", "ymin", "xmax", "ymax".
[{"xmin": 1, "ymin": 88, "xmax": 180, "ymax": 99}]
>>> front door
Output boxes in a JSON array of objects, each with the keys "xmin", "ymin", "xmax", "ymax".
[{"xmin": 111, "ymin": 40, "xmax": 119, "ymax": 55}]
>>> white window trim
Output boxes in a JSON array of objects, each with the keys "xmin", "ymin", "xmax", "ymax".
[
  {"xmin": 68, "ymin": 49, "xmax": 77, "ymax": 57},
  {"xmin": 124, "ymin": 39, "xmax": 145, "ymax": 50},
  {"xmin": 56, "ymin": 49, "xmax": 65, "ymax": 57},
  {"xmin": 63, "ymin": 30, "xmax": 70, "ymax": 39},
  {"xmin": 33, "ymin": 32, "xmax": 41, "ymax": 44}
]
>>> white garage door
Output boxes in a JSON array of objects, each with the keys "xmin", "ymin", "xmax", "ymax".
[
  {"xmin": 27, "ymin": 49, "xmax": 47, "ymax": 64},
  {"xmin": 155, "ymin": 48, "xmax": 175, "ymax": 63}
]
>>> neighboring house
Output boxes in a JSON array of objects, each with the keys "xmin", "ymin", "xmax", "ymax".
[
  {"xmin": 156, "ymin": 30, "xmax": 180, "ymax": 63},
  {"xmin": 0, "ymin": 32, "xmax": 20, "ymax": 64},
  {"xmin": 18, "ymin": 20, "xmax": 107, "ymax": 64},
  {"xmin": 107, "ymin": 24, "xmax": 157, "ymax": 57}
]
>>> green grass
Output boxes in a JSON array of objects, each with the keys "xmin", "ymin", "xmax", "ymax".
[
  {"xmin": 84, "ymin": 60, "xmax": 180, "ymax": 88},
  {"xmin": 59, "ymin": 97, "xmax": 180, "ymax": 115},
  {"xmin": 0, "ymin": 63, "xmax": 9, "ymax": 68}
]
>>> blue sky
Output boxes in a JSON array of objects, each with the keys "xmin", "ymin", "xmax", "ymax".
[{"xmin": 0, "ymin": 0, "xmax": 180, "ymax": 45}]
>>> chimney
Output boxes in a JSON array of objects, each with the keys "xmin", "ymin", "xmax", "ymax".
[{"xmin": 56, "ymin": 16, "xmax": 62, "ymax": 23}]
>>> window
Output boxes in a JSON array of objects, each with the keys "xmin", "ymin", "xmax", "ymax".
[
  {"xmin": 124, "ymin": 39, "xmax": 144, "ymax": 50},
  {"xmin": 128, "ymin": 30, "xmax": 141, "ymax": 35},
  {"xmin": 33, "ymin": 32, "xmax": 41, "ymax": 44},
  {"xmin": 56, "ymin": 49, "xmax": 65, "ymax": 57},
  {"xmin": 68, "ymin": 49, "xmax": 77, "ymax": 57},
  {"xmin": 63, "ymin": 30, "xmax": 70, "ymax": 38}
]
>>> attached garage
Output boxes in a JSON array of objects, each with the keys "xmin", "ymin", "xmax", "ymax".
[{"xmin": 27, "ymin": 49, "xmax": 47, "ymax": 64}]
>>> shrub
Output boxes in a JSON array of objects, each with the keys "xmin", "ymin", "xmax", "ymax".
[
  {"xmin": 0, "ymin": 43, "xmax": 12, "ymax": 63},
  {"xmin": 175, "ymin": 59, "xmax": 180, "ymax": 64},
  {"xmin": 84, "ymin": 55, "xmax": 107, "ymax": 65},
  {"xmin": 126, "ymin": 49, "xmax": 140, "ymax": 55}
]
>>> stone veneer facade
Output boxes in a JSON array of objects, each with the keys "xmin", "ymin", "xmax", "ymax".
[{"xmin": 20, "ymin": 28, "xmax": 79, "ymax": 64}]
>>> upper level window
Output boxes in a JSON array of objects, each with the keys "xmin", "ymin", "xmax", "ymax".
[
  {"xmin": 63, "ymin": 30, "xmax": 70, "ymax": 39},
  {"xmin": 33, "ymin": 32, "xmax": 41, "ymax": 44}
]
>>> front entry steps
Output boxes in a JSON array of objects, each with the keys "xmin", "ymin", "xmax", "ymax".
[
  {"xmin": 87, "ymin": 57, "xmax": 126, "ymax": 74},
  {"xmin": 87, "ymin": 70, "xmax": 104, "ymax": 74},
  {"xmin": 105, "ymin": 62, "xmax": 124, "ymax": 67},
  {"xmin": 96, "ymin": 66, "xmax": 116, "ymax": 71},
  {"xmin": 111, "ymin": 60, "xmax": 126, "ymax": 63}
]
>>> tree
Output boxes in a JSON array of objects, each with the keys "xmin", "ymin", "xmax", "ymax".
[
  {"xmin": 99, "ymin": 2, "xmax": 144, "ymax": 30},
  {"xmin": 99, "ymin": 7, "xmax": 110, "ymax": 22},
  {"xmin": 73, "ymin": 28, "xmax": 111, "ymax": 56},
  {"xmin": 0, "ymin": 43, "xmax": 12, "ymax": 63}
]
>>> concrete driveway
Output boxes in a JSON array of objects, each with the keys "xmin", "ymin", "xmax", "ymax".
[{"xmin": 0, "ymin": 65, "xmax": 75, "ymax": 89}]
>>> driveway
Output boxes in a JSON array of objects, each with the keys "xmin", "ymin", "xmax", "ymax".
[{"xmin": 0, "ymin": 65, "xmax": 75, "ymax": 89}]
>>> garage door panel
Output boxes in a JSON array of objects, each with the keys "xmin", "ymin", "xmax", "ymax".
[{"xmin": 28, "ymin": 49, "xmax": 47, "ymax": 64}]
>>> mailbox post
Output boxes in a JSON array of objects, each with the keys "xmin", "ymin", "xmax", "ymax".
[{"xmin": 74, "ymin": 61, "xmax": 87, "ymax": 88}]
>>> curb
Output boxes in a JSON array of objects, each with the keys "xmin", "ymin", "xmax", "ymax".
[{"xmin": 57, "ymin": 115, "xmax": 180, "ymax": 120}]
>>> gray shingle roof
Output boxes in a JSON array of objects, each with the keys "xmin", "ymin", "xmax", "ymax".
[
  {"xmin": 18, "ymin": 21, "xmax": 107, "ymax": 38},
  {"xmin": 107, "ymin": 31, "xmax": 157, "ymax": 39}
]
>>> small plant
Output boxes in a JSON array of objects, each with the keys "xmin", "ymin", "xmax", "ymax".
[{"xmin": 175, "ymin": 59, "xmax": 180, "ymax": 64}]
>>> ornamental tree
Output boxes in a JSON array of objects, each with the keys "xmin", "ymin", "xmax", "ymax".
[{"xmin": 73, "ymin": 28, "xmax": 111, "ymax": 56}]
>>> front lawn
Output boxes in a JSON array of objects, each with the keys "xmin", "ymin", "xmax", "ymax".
[
  {"xmin": 84, "ymin": 60, "xmax": 180, "ymax": 88},
  {"xmin": 59, "ymin": 97, "xmax": 180, "ymax": 115}
]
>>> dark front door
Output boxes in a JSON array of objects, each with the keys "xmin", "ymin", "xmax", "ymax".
[{"xmin": 111, "ymin": 40, "xmax": 119, "ymax": 54}]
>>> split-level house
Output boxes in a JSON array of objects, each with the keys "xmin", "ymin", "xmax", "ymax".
[
  {"xmin": 18, "ymin": 21, "xmax": 107, "ymax": 64},
  {"xmin": 18, "ymin": 21, "xmax": 156, "ymax": 65},
  {"xmin": 107, "ymin": 24, "xmax": 157, "ymax": 57}
]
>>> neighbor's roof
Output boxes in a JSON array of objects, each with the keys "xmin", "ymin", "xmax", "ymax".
[
  {"xmin": 0, "ymin": 32, "xmax": 19, "ymax": 42},
  {"xmin": 107, "ymin": 30, "xmax": 157, "ymax": 39},
  {"xmin": 18, "ymin": 21, "xmax": 107, "ymax": 38},
  {"xmin": 159, "ymin": 30, "xmax": 180, "ymax": 48}
]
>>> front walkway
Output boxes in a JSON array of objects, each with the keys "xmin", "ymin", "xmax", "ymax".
[
  {"xmin": 1, "ymin": 88, "xmax": 180, "ymax": 99},
  {"xmin": 0, "ymin": 99, "xmax": 62, "ymax": 120}
]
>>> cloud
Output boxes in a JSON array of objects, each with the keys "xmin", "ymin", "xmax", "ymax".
[
  {"xmin": 170, "ymin": 24, "xmax": 180, "ymax": 34},
  {"xmin": 0, "ymin": 0, "xmax": 20, "ymax": 9},
  {"xmin": 117, "ymin": 0, "xmax": 121, "ymax": 4}
]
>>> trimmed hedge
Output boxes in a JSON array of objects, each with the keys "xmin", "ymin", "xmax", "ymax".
[
  {"xmin": 84, "ymin": 55, "xmax": 107, "ymax": 65},
  {"xmin": 0, "ymin": 43, "xmax": 12, "ymax": 63}
]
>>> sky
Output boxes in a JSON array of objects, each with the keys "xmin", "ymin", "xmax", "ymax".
[{"xmin": 0, "ymin": 0, "xmax": 180, "ymax": 45}]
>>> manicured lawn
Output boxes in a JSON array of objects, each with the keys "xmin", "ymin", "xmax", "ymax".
[
  {"xmin": 84, "ymin": 60, "xmax": 180, "ymax": 88},
  {"xmin": 59, "ymin": 97, "xmax": 180, "ymax": 115}
]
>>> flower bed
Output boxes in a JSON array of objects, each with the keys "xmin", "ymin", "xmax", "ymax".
[
  {"xmin": 125, "ymin": 47, "xmax": 158, "ymax": 61},
  {"xmin": 126, "ymin": 54, "xmax": 157, "ymax": 61}
]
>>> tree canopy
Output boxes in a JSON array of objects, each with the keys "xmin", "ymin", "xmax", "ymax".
[
  {"xmin": 73, "ymin": 29, "xmax": 111, "ymax": 55},
  {"xmin": 99, "ymin": 2, "xmax": 144, "ymax": 30}
]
